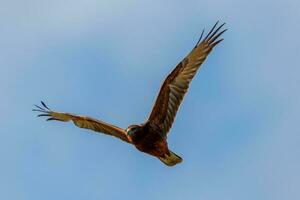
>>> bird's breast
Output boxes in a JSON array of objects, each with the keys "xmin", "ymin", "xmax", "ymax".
[{"xmin": 131, "ymin": 129, "xmax": 168, "ymax": 157}]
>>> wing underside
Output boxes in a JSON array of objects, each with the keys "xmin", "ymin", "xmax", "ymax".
[
  {"xmin": 33, "ymin": 101, "xmax": 131, "ymax": 143},
  {"xmin": 147, "ymin": 21, "xmax": 227, "ymax": 136}
]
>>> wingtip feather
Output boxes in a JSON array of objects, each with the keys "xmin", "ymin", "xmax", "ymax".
[
  {"xmin": 196, "ymin": 21, "xmax": 227, "ymax": 48},
  {"xmin": 204, "ymin": 21, "xmax": 219, "ymax": 40},
  {"xmin": 41, "ymin": 101, "xmax": 51, "ymax": 110}
]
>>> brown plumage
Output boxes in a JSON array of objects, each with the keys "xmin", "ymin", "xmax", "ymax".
[{"xmin": 34, "ymin": 22, "xmax": 226, "ymax": 166}]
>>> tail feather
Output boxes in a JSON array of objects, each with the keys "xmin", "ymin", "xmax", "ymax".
[{"xmin": 159, "ymin": 151, "xmax": 182, "ymax": 166}]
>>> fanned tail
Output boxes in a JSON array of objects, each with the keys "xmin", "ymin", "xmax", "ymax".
[{"xmin": 159, "ymin": 151, "xmax": 182, "ymax": 167}]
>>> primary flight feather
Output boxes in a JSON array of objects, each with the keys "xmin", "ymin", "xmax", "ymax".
[{"xmin": 34, "ymin": 21, "xmax": 227, "ymax": 166}]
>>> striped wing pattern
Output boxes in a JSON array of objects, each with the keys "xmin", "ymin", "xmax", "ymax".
[
  {"xmin": 148, "ymin": 22, "xmax": 227, "ymax": 136},
  {"xmin": 33, "ymin": 102, "xmax": 130, "ymax": 143}
]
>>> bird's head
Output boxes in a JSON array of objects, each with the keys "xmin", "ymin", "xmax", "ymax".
[{"xmin": 126, "ymin": 124, "xmax": 142, "ymax": 137}]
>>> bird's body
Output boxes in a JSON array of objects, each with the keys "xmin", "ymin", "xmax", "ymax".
[
  {"xmin": 34, "ymin": 22, "xmax": 227, "ymax": 166},
  {"xmin": 130, "ymin": 124, "xmax": 168, "ymax": 157}
]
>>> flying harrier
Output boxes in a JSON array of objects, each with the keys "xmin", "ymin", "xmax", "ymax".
[{"xmin": 34, "ymin": 22, "xmax": 226, "ymax": 166}]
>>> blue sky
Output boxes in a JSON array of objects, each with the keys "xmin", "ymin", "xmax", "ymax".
[{"xmin": 1, "ymin": 0, "xmax": 299, "ymax": 199}]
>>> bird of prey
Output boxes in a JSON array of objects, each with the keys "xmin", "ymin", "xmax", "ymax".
[{"xmin": 34, "ymin": 22, "xmax": 226, "ymax": 166}]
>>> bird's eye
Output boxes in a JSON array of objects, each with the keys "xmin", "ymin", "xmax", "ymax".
[{"xmin": 131, "ymin": 127, "xmax": 139, "ymax": 133}]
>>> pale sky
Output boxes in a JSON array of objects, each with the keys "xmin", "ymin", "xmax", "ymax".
[{"xmin": 0, "ymin": 0, "xmax": 299, "ymax": 199}]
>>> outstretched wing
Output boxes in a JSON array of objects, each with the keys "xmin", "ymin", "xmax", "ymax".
[
  {"xmin": 33, "ymin": 101, "xmax": 131, "ymax": 143},
  {"xmin": 147, "ymin": 21, "xmax": 227, "ymax": 136}
]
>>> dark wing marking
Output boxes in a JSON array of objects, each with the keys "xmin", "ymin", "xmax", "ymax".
[
  {"xmin": 147, "ymin": 21, "xmax": 227, "ymax": 136},
  {"xmin": 33, "ymin": 101, "xmax": 131, "ymax": 143}
]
